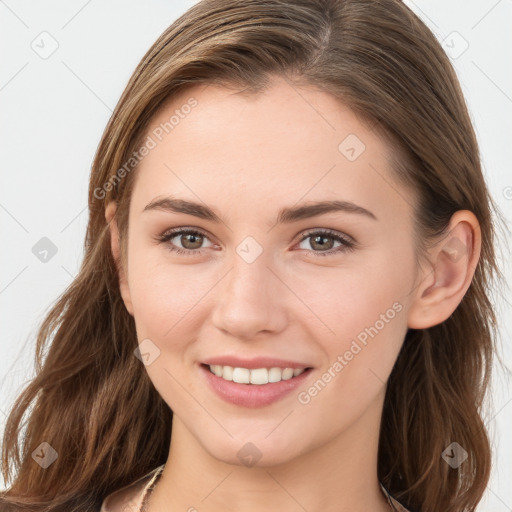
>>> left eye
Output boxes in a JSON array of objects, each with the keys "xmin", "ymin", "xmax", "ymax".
[
  {"xmin": 157, "ymin": 228, "xmax": 355, "ymax": 257},
  {"xmin": 297, "ymin": 229, "xmax": 355, "ymax": 256}
]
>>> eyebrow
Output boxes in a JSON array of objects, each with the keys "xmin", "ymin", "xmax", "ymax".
[{"xmin": 142, "ymin": 196, "xmax": 378, "ymax": 224}]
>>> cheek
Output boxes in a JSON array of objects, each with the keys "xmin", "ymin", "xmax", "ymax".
[
  {"xmin": 126, "ymin": 250, "xmax": 209, "ymax": 407},
  {"xmin": 295, "ymin": 251, "xmax": 412, "ymax": 384},
  {"xmin": 126, "ymin": 246, "xmax": 214, "ymax": 341},
  {"xmin": 299, "ymin": 260, "xmax": 410, "ymax": 340},
  {"xmin": 293, "ymin": 271, "xmax": 409, "ymax": 426}
]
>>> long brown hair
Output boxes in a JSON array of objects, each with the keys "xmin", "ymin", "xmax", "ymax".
[{"xmin": 1, "ymin": 1, "xmax": 509, "ymax": 510}]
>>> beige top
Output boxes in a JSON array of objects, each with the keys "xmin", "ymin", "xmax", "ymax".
[{"xmin": 100, "ymin": 465, "xmax": 412, "ymax": 512}]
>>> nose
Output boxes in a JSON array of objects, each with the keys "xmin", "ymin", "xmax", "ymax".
[{"xmin": 210, "ymin": 249, "xmax": 288, "ymax": 340}]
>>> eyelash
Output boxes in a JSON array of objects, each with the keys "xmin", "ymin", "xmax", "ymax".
[{"xmin": 156, "ymin": 227, "xmax": 355, "ymax": 258}]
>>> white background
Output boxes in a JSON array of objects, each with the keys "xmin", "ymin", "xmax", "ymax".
[{"xmin": 1, "ymin": 1, "xmax": 511, "ymax": 510}]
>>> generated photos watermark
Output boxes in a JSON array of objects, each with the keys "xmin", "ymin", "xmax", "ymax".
[
  {"xmin": 297, "ymin": 301, "xmax": 403, "ymax": 405},
  {"xmin": 93, "ymin": 97, "xmax": 198, "ymax": 200}
]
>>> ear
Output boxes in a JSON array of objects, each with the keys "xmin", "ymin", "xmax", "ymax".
[
  {"xmin": 105, "ymin": 201, "xmax": 134, "ymax": 316},
  {"xmin": 407, "ymin": 210, "xmax": 481, "ymax": 329}
]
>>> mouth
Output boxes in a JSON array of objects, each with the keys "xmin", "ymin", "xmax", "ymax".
[
  {"xmin": 199, "ymin": 362, "xmax": 314, "ymax": 408},
  {"xmin": 202, "ymin": 363, "xmax": 314, "ymax": 385}
]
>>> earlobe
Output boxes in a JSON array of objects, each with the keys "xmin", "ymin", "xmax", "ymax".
[
  {"xmin": 407, "ymin": 210, "xmax": 481, "ymax": 329},
  {"xmin": 105, "ymin": 201, "xmax": 134, "ymax": 316}
]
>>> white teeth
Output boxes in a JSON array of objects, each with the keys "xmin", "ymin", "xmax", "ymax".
[
  {"xmin": 250, "ymin": 368, "xmax": 268, "ymax": 385},
  {"xmin": 222, "ymin": 365, "xmax": 234, "ymax": 381},
  {"xmin": 268, "ymin": 367, "xmax": 282, "ymax": 383},
  {"xmin": 208, "ymin": 365, "xmax": 306, "ymax": 384},
  {"xmin": 232, "ymin": 367, "xmax": 250, "ymax": 384},
  {"xmin": 282, "ymin": 368, "xmax": 294, "ymax": 380}
]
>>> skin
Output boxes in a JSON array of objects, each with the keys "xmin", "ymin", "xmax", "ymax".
[{"xmin": 105, "ymin": 76, "xmax": 481, "ymax": 512}]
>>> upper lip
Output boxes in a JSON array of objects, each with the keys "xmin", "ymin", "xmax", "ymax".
[{"xmin": 201, "ymin": 356, "xmax": 313, "ymax": 370}]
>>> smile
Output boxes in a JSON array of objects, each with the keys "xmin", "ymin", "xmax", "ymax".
[
  {"xmin": 208, "ymin": 364, "xmax": 308, "ymax": 384},
  {"xmin": 200, "ymin": 363, "xmax": 314, "ymax": 408}
]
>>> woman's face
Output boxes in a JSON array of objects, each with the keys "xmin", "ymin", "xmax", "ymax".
[{"xmin": 112, "ymin": 77, "xmax": 422, "ymax": 466}]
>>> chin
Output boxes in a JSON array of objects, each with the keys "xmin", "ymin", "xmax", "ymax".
[{"xmin": 205, "ymin": 435, "xmax": 304, "ymax": 468}]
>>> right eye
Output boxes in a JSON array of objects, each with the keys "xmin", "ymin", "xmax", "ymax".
[{"xmin": 157, "ymin": 228, "xmax": 215, "ymax": 256}]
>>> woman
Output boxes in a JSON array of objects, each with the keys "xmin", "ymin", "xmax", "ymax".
[{"xmin": 1, "ymin": 0, "xmax": 507, "ymax": 511}]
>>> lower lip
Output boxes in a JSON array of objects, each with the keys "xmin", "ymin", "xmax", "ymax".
[{"xmin": 199, "ymin": 364, "xmax": 313, "ymax": 408}]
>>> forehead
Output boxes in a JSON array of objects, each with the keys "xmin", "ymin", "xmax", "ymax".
[
  {"xmin": 147, "ymin": 78, "xmax": 385, "ymax": 158},
  {"xmin": 130, "ymin": 78, "xmax": 414, "ymax": 225}
]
